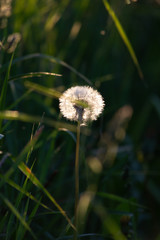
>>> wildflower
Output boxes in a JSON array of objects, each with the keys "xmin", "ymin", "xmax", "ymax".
[{"xmin": 59, "ymin": 86, "xmax": 105, "ymax": 124}]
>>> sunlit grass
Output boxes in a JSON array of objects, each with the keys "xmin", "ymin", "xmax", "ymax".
[{"xmin": 0, "ymin": 0, "xmax": 159, "ymax": 239}]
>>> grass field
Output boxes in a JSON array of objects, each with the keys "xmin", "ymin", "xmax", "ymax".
[{"xmin": 0, "ymin": 0, "xmax": 160, "ymax": 239}]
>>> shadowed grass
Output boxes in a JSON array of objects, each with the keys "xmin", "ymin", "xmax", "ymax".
[
  {"xmin": 0, "ymin": 174, "xmax": 57, "ymax": 212},
  {"xmin": 0, "ymin": 53, "xmax": 14, "ymax": 131},
  {"xmin": 16, "ymin": 160, "xmax": 76, "ymax": 231},
  {"xmin": 0, "ymin": 193, "xmax": 37, "ymax": 240},
  {"xmin": 0, "ymin": 121, "xmax": 75, "ymax": 233},
  {"xmin": 103, "ymin": 0, "xmax": 144, "ymax": 81},
  {"xmin": 0, "ymin": 53, "xmax": 92, "ymax": 85},
  {"xmin": 0, "ymin": 122, "xmax": 42, "ymax": 195},
  {"xmin": 97, "ymin": 192, "xmax": 147, "ymax": 209},
  {"xmin": 95, "ymin": 204, "xmax": 127, "ymax": 240}
]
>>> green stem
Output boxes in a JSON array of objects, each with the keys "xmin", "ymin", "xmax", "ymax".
[{"xmin": 74, "ymin": 122, "xmax": 81, "ymax": 240}]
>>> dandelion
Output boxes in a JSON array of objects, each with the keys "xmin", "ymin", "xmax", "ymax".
[
  {"xmin": 59, "ymin": 86, "xmax": 104, "ymax": 240},
  {"xmin": 59, "ymin": 86, "xmax": 105, "ymax": 125}
]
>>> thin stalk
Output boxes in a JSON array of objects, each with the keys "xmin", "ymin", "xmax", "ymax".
[{"xmin": 74, "ymin": 121, "xmax": 81, "ymax": 240}]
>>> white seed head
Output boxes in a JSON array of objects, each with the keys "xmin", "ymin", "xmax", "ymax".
[{"xmin": 59, "ymin": 86, "xmax": 105, "ymax": 124}]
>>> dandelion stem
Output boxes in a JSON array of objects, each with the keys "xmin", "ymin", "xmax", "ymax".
[{"xmin": 74, "ymin": 121, "xmax": 81, "ymax": 240}]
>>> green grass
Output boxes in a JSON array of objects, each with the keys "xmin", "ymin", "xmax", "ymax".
[{"xmin": 0, "ymin": 0, "xmax": 160, "ymax": 239}]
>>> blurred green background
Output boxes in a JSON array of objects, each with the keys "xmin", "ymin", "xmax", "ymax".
[{"xmin": 0, "ymin": 0, "xmax": 160, "ymax": 239}]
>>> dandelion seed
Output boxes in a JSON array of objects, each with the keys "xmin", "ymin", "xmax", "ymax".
[{"xmin": 59, "ymin": 86, "xmax": 105, "ymax": 125}]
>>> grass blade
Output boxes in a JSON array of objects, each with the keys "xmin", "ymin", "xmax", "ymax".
[
  {"xmin": 24, "ymin": 80, "xmax": 61, "ymax": 99},
  {"xmin": 7, "ymin": 89, "xmax": 33, "ymax": 110},
  {"xmin": 28, "ymin": 196, "xmax": 43, "ymax": 224},
  {"xmin": 0, "ymin": 53, "xmax": 92, "ymax": 85},
  {"xmin": 24, "ymin": 81, "xmax": 91, "ymax": 110},
  {"xmin": 9, "ymin": 71, "xmax": 62, "ymax": 82},
  {"xmin": 16, "ymin": 196, "xmax": 30, "ymax": 240},
  {"xmin": 0, "ymin": 125, "xmax": 42, "ymax": 190},
  {"xmin": 0, "ymin": 174, "xmax": 56, "ymax": 212},
  {"xmin": 0, "ymin": 110, "xmax": 89, "ymax": 134},
  {"xmin": 16, "ymin": 161, "xmax": 76, "ymax": 231},
  {"xmin": 102, "ymin": 0, "xmax": 144, "ymax": 80},
  {"xmin": 97, "ymin": 192, "xmax": 147, "ymax": 209},
  {"xmin": 0, "ymin": 53, "xmax": 14, "ymax": 131},
  {"xmin": 0, "ymin": 193, "xmax": 37, "ymax": 240}
]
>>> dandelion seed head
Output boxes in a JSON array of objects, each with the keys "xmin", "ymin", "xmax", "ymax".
[{"xmin": 59, "ymin": 86, "xmax": 105, "ymax": 124}]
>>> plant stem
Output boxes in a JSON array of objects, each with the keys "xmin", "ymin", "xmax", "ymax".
[{"xmin": 74, "ymin": 121, "xmax": 81, "ymax": 240}]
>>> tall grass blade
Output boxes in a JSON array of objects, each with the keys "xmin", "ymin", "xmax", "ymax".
[
  {"xmin": 97, "ymin": 192, "xmax": 147, "ymax": 209},
  {"xmin": 102, "ymin": 0, "xmax": 144, "ymax": 80},
  {"xmin": 0, "ymin": 53, "xmax": 92, "ymax": 85},
  {"xmin": 5, "ymin": 130, "xmax": 42, "ymax": 239},
  {"xmin": 0, "ymin": 53, "xmax": 14, "ymax": 131},
  {"xmin": 0, "ymin": 126, "xmax": 42, "ymax": 189},
  {"xmin": 0, "ymin": 174, "xmax": 55, "ymax": 212},
  {"xmin": 28, "ymin": 196, "xmax": 43, "ymax": 224},
  {"xmin": 9, "ymin": 71, "xmax": 62, "ymax": 82},
  {"xmin": 0, "ymin": 110, "xmax": 87, "ymax": 133},
  {"xmin": 16, "ymin": 197, "xmax": 30, "ymax": 240},
  {"xmin": 0, "ymin": 110, "xmax": 90, "ymax": 135},
  {"xmin": 1, "ymin": 90, "xmax": 33, "ymax": 132},
  {"xmin": 16, "ymin": 161, "xmax": 76, "ymax": 231},
  {"xmin": 0, "ymin": 193, "xmax": 37, "ymax": 240},
  {"xmin": 24, "ymin": 80, "xmax": 61, "ymax": 99}
]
